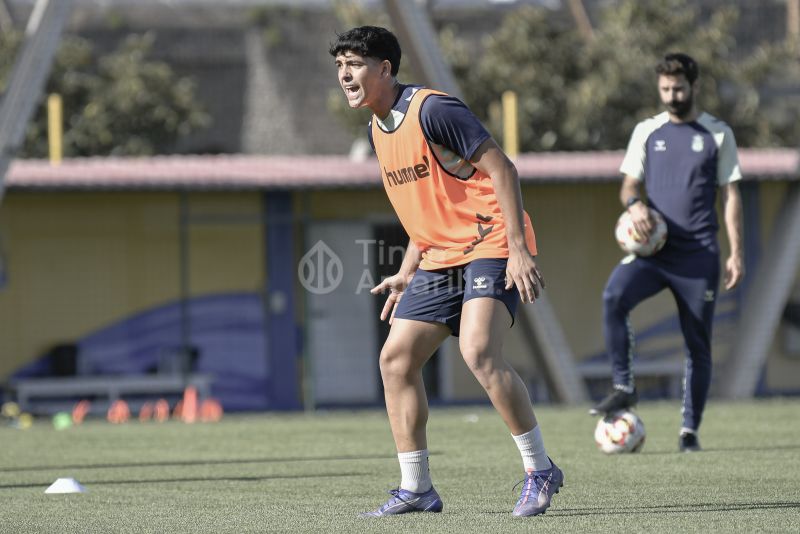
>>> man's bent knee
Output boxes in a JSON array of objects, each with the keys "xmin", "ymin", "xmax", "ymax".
[
  {"xmin": 603, "ymin": 287, "xmax": 626, "ymax": 312},
  {"xmin": 459, "ymin": 342, "xmax": 499, "ymax": 380},
  {"xmin": 379, "ymin": 344, "xmax": 421, "ymax": 379}
]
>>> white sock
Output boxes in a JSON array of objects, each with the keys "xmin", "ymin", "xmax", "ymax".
[
  {"xmin": 398, "ymin": 449, "xmax": 432, "ymax": 493},
  {"xmin": 512, "ymin": 426, "xmax": 552, "ymax": 472}
]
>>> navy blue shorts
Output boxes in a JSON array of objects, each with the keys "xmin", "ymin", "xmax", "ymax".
[{"xmin": 392, "ymin": 258, "xmax": 519, "ymax": 337}]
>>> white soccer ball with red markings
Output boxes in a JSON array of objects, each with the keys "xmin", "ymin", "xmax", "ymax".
[
  {"xmin": 615, "ymin": 209, "xmax": 667, "ymax": 256},
  {"xmin": 594, "ymin": 410, "xmax": 646, "ymax": 454}
]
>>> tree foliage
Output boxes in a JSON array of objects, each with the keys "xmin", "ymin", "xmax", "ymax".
[
  {"xmin": 0, "ymin": 32, "xmax": 209, "ymax": 157},
  {"xmin": 444, "ymin": 0, "xmax": 799, "ymax": 150}
]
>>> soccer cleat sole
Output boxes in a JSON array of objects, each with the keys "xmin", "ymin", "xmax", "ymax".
[
  {"xmin": 359, "ymin": 507, "xmax": 442, "ymax": 518},
  {"xmin": 359, "ymin": 497, "xmax": 443, "ymax": 518},
  {"xmin": 589, "ymin": 403, "xmax": 638, "ymax": 417}
]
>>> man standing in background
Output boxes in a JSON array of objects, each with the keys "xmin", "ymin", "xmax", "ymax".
[{"xmin": 591, "ymin": 53, "xmax": 744, "ymax": 452}]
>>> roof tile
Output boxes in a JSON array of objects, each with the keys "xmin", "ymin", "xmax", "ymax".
[{"xmin": 4, "ymin": 149, "xmax": 797, "ymax": 191}]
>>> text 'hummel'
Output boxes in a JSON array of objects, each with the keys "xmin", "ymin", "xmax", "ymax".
[{"xmin": 384, "ymin": 156, "xmax": 430, "ymax": 187}]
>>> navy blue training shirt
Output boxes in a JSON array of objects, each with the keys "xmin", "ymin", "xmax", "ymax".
[
  {"xmin": 619, "ymin": 111, "xmax": 741, "ymax": 252},
  {"xmin": 368, "ymin": 85, "xmax": 491, "ymax": 179}
]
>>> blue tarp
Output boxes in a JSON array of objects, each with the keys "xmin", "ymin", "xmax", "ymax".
[{"xmin": 11, "ymin": 292, "xmax": 272, "ymax": 411}]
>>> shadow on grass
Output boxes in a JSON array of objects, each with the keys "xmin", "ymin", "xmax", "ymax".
[
  {"xmin": 639, "ymin": 444, "xmax": 800, "ymax": 455},
  {"xmin": 0, "ymin": 471, "xmax": 367, "ymax": 490},
  {"xmin": 0, "ymin": 453, "xmax": 400, "ymax": 473},
  {"xmin": 548, "ymin": 501, "xmax": 800, "ymax": 516},
  {"xmin": 486, "ymin": 501, "xmax": 800, "ymax": 516}
]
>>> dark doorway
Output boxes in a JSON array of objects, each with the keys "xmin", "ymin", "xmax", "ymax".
[{"xmin": 372, "ymin": 223, "xmax": 441, "ymax": 400}]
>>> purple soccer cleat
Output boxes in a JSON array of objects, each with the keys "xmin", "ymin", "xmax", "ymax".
[
  {"xmin": 360, "ymin": 487, "xmax": 444, "ymax": 517},
  {"xmin": 512, "ymin": 459, "xmax": 564, "ymax": 517}
]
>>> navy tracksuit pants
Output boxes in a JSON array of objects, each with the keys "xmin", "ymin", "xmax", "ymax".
[{"xmin": 602, "ymin": 247, "xmax": 720, "ymax": 431}]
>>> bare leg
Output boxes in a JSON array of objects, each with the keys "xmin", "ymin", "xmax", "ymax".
[
  {"xmin": 459, "ymin": 298, "xmax": 536, "ymax": 435},
  {"xmin": 380, "ymin": 318, "xmax": 451, "ymax": 452},
  {"xmin": 459, "ymin": 299, "xmax": 562, "ymax": 517}
]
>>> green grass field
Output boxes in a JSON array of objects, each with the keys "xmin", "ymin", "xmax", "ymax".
[{"xmin": 2, "ymin": 398, "xmax": 799, "ymax": 533}]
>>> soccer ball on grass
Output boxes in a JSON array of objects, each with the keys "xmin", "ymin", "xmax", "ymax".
[{"xmin": 594, "ymin": 410, "xmax": 646, "ymax": 454}]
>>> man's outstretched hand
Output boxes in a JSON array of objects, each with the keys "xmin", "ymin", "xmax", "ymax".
[{"xmin": 371, "ymin": 272, "xmax": 413, "ymax": 324}]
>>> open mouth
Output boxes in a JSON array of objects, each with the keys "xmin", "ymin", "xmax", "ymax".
[{"xmin": 344, "ymin": 84, "xmax": 360, "ymax": 98}]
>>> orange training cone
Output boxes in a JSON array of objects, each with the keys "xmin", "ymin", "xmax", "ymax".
[
  {"xmin": 138, "ymin": 401, "xmax": 153, "ymax": 422},
  {"xmin": 72, "ymin": 400, "xmax": 91, "ymax": 425},
  {"xmin": 181, "ymin": 386, "xmax": 198, "ymax": 424},
  {"xmin": 154, "ymin": 399, "xmax": 170, "ymax": 423},
  {"xmin": 107, "ymin": 400, "xmax": 130, "ymax": 424},
  {"xmin": 200, "ymin": 398, "xmax": 223, "ymax": 423},
  {"xmin": 172, "ymin": 400, "xmax": 183, "ymax": 420}
]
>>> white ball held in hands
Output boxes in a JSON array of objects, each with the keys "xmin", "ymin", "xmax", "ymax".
[{"xmin": 615, "ymin": 209, "xmax": 667, "ymax": 257}]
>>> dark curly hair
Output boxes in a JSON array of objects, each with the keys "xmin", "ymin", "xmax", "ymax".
[
  {"xmin": 655, "ymin": 53, "xmax": 699, "ymax": 84},
  {"xmin": 329, "ymin": 26, "xmax": 402, "ymax": 76}
]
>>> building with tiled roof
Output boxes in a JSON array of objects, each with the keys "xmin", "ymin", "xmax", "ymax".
[{"xmin": 1, "ymin": 150, "xmax": 798, "ymax": 411}]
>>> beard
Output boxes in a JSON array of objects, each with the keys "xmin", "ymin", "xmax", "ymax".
[{"xmin": 665, "ymin": 93, "xmax": 694, "ymax": 118}]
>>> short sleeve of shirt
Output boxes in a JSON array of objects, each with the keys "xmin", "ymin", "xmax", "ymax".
[
  {"xmin": 716, "ymin": 126, "xmax": 742, "ymax": 185},
  {"xmin": 619, "ymin": 122, "xmax": 649, "ymax": 180},
  {"xmin": 419, "ymin": 95, "xmax": 491, "ymax": 161}
]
